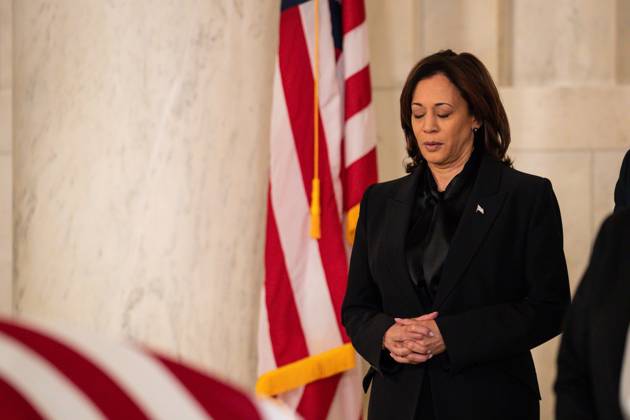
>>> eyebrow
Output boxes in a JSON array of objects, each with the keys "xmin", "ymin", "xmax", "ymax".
[{"xmin": 411, "ymin": 102, "xmax": 453, "ymax": 107}]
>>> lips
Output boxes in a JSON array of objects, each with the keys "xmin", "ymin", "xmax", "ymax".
[{"xmin": 422, "ymin": 141, "xmax": 444, "ymax": 152}]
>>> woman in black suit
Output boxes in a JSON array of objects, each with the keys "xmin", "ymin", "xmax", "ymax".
[{"xmin": 341, "ymin": 50, "xmax": 571, "ymax": 420}]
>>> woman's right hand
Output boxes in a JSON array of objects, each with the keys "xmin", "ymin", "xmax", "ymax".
[{"xmin": 383, "ymin": 311, "xmax": 438, "ymax": 364}]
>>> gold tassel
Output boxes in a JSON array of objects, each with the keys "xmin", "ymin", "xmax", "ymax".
[{"xmin": 310, "ymin": 178, "xmax": 321, "ymax": 239}]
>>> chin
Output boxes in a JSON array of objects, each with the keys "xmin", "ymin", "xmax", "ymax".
[{"xmin": 420, "ymin": 152, "xmax": 449, "ymax": 166}]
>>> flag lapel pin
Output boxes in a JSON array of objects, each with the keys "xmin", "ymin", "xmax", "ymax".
[{"xmin": 476, "ymin": 204, "xmax": 485, "ymax": 215}]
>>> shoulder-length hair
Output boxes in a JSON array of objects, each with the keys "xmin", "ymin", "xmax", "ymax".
[{"xmin": 400, "ymin": 49, "xmax": 512, "ymax": 173}]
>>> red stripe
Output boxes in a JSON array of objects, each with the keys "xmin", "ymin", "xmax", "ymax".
[
  {"xmin": 344, "ymin": 66, "xmax": 372, "ymax": 120},
  {"xmin": 266, "ymin": 201, "xmax": 341, "ymax": 417},
  {"xmin": 0, "ymin": 376, "xmax": 45, "ymax": 420},
  {"xmin": 265, "ymin": 194, "xmax": 310, "ymax": 366},
  {"xmin": 155, "ymin": 354, "xmax": 261, "ymax": 420},
  {"xmin": 341, "ymin": 0, "xmax": 366, "ymax": 34},
  {"xmin": 0, "ymin": 321, "xmax": 149, "ymax": 420},
  {"xmin": 279, "ymin": 7, "xmax": 349, "ymax": 344},
  {"xmin": 343, "ymin": 149, "xmax": 377, "ymax": 211},
  {"xmin": 297, "ymin": 374, "xmax": 342, "ymax": 420}
]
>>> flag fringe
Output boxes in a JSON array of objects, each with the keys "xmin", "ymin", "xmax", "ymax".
[
  {"xmin": 255, "ymin": 343, "xmax": 355, "ymax": 397},
  {"xmin": 345, "ymin": 204, "xmax": 361, "ymax": 245}
]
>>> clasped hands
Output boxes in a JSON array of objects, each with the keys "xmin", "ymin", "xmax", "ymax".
[{"xmin": 383, "ymin": 311, "xmax": 446, "ymax": 364}]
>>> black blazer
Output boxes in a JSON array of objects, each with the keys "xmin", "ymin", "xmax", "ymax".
[
  {"xmin": 614, "ymin": 150, "xmax": 630, "ymax": 212},
  {"xmin": 342, "ymin": 154, "xmax": 571, "ymax": 420},
  {"xmin": 555, "ymin": 209, "xmax": 630, "ymax": 420}
]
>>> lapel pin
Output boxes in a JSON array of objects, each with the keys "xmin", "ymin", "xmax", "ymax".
[{"xmin": 476, "ymin": 204, "xmax": 485, "ymax": 215}]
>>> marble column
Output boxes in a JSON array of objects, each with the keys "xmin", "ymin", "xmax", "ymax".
[
  {"xmin": 0, "ymin": 0, "xmax": 12, "ymax": 314},
  {"xmin": 13, "ymin": 0, "xmax": 278, "ymax": 388}
]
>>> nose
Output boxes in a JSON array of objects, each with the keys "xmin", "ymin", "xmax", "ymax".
[{"xmin": 422, "ymin": 112, "xmax": 438, "ymax": 133}]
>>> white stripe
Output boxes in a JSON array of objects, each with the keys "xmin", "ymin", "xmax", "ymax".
[
  {"xmin": 325, "ymin": 357, "xmax": 363, "ymax": 420},
  {"xmin": 342, "ymin": 23, "xmax": 370, "ymax": 80},
  {"xmin": 269, "ymin": 62, "xmax": 342, "ymax": 358},
  {"xmin": 345, "ymin": 104, "xmax": 377, "ymax": 165},
  {"xmin": 17, "ymin": 318, "xmax": 210, "ymax": 420},
  {"xmin": 257, "ymin": 288, "xmax": 277, "ymax": 376},
  {"xmin": 299, "ymin": 1, "xmax": 344, "ymax": 219},
  {"xmin": 277, "ymin": 386, "xmax": 304, "ymax": 413},
  {"xmin": 0, "ymin": 333, "xmax": 105, "ymax": 420},
  {"xmin": 268, "ymin": 386, "xmax": 304, "ymax": 412},
  {"xmin": 256, "ymin": 397, "xmax": 301, "ymax": 420}
]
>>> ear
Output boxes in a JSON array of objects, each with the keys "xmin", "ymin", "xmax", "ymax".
[{"xmin": 471, "ymin": 117, "xmax": 481, "ymax": 130}]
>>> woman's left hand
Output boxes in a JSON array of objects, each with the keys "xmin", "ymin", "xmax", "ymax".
[{"xmin": 393, "ymin": 317, "xmax": 446, "ymax": 360}]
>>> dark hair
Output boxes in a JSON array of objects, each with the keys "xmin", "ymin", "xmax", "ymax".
[{"xmin": 400, "ymin": 49, "xmax": 512, "ymax": 172}]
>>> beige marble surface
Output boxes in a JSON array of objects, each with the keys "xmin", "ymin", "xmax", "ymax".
[
  {"xmin": 532, "ymin": 336, "xmax": 562, "ymax": 420},
  {"xmin": 0, "ymin": 0, "xmax": 11, "ymax": 315},
  {"xmin": 502, "ymin": 86, "xmax": 630, "ymax": 150},
  {"xmin": 367, "ymin": 0, "xmax": 503, "ymax": 87},
  {"xmin": 0, "ymin": 152, "xmax": 10, "ymax": 314},
  {"xmin": 366, "ymin": 0, "xmax": 420, "ymax": 88},
  {"xmin": 512, "ymin": 0, "xmax": 616, "ymax": 85},
  {"xmin": 0, "ymin": 0, "xmax": 11, "ymax": 91},
  {"xmin": 373, "ymin": 88, "xmax": 408, "ymax": 181},
  {"xmin": 0, "ymin": 90, "xmax": 9, "ymax": 153},
  {"xmin": 617, "ymin": 0, "xmax": 630, "ymax": 83},
  {"xmin": 13, "ymin": 0, "xmax": 278, "ymax": 388},
  {"xmin": 420, "ymin": 0, "xmax": 501, "ymax": 80},
  {"xmin": 510, "ymin": 150, "xmax": 593, "ymax": 289}
]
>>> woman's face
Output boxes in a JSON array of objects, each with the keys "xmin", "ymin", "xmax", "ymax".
[{"xmin": 411, "ymin": 73, "xmax": 479, "ymax": 168}]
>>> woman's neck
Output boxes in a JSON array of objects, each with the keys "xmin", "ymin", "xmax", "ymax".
[{"xmin": 428, "ymin": 147, "xmax": 473, "ymax": 192}]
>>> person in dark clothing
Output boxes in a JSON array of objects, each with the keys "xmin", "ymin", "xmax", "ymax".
[
  {"xmin": 555, "ymin": 208, "xmax": 630, "ymax": 420},
  {"xmin": 614, "ymin": 150, "xmax": 630, "ymax": 212},
  {"xmin": 341, "ymin": 50, "xmax": 571, "ymax": 420}
]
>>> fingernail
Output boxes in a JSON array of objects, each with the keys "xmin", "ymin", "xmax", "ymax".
[{"xmin": 429, "ymin": 354, "xmax": 433, "ymax": 358}]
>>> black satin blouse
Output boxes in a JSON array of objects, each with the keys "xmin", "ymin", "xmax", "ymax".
[{"xmin": 405, "ymin": 150, "xmax": 481, "ymax": 307}]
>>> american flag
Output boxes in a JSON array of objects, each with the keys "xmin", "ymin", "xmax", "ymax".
[
  {"xmin": 257, "ymin": 0, "xmax": 377, "ymax": 419},
  {"xmin": 0, "ymin": 317, "xmax": 297, "ymax": 420}
]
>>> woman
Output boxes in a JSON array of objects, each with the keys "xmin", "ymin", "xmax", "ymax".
[{"xmin": 341, "ymin": 50, "xmax": 570, "ymax": 420}]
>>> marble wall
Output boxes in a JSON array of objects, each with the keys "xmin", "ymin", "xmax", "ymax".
[
  {"xmin": 0, "ymin": 0, "xmax": 11, "ymax": 314},
  {"xmin": 367, "ymin": 1, "xmax": 630, "ymax": 419},
  {"xmin": 12, "ymin": 0, "xmax": 278, "ymax": 388}
]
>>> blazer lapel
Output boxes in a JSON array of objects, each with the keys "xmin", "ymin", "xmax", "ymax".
[
  {"xmin": 433, "ymin": 155, "xmax": 507, "ymax": 309},
  {"xmin": 382, "ymin": 168, "xmax": 425, "ymax": 313}
]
